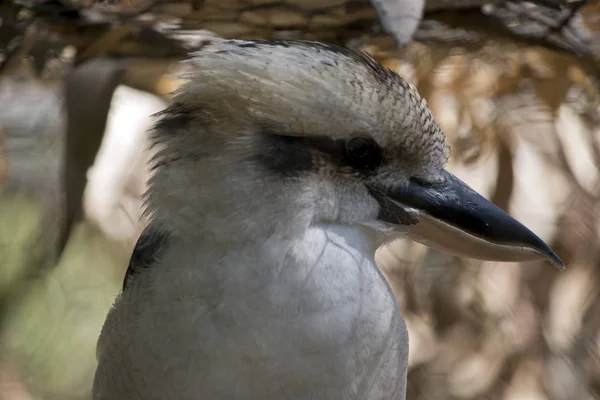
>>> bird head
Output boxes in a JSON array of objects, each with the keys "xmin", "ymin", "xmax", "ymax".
[{"xmin": 146, "ymin": 39, "xmax": 563, "ymax": 270}]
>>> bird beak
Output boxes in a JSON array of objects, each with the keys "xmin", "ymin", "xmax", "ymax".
[{"xmin": 367, "ymin": 170, "xmax": 565, "ymax": 271}]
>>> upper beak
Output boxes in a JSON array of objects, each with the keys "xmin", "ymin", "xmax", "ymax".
[{"xmin": 367, "ymin": 170, "xmax": 565, "ymax": 271}]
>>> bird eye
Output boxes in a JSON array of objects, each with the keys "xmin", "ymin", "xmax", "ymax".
[{"xmin": 345, "ymin": 136, "xmax": 383, "ymax": 171}]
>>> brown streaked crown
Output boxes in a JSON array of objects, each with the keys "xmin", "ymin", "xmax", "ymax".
[{"xmin": 156, "ymin": 39, "xmax": 450, "ymax": 176}]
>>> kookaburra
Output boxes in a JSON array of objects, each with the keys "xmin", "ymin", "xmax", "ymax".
[{"xmin": 92, "ymin": 39, "xmax": 564, "ymax": 400}]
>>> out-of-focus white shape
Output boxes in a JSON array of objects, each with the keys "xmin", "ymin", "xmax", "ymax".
[
  {"xmin": 448, "ymin": 146, "xmax": 498, "ymax": 201},
  {"xmin": 369, "ymin": 0, "xmax": 425, "ymax": 46},
  {"xmin": 544, "ymin": 264, "xmax": 595, "ymax": 353},
  {"xmin": 501, "ymin": 299, "xmax": 539, "ymax": 353},
  {"xmin": 510, "ymin": 137, "xmax": 568, "ymax": 242},
  {"xmin": 465, "ymin": 60, "xmax": 500, "ymax": 97},
  {"xmin": 543, "ymin": 352, "xmax": 593, "ymax": 400},
  {"xmin": 429, "ymin": 91, "xmax": 498, "ymax": 199},
  {"xmin": 445, "ymin": 98, "xmax": 498, "ymax": 200},
  {"xmin": 448, "ymin": 346, "xmax": 505, "ymax": 399},
  {"xmin": 554, "ymin": 102, "xmax": 598, "ymax": 195},
  {"xmin": 502, "ymin": 95, "xmax": 570, "ymax": 243},
  {"xmin": 454, "ymin": 271, "xmax": 477, "ymax": 314},
  {"xmin": 83, "ymin": 85, "xmax": 167, "ymax": 244},
  {"xmin": 428, "ymin": 91, "xmax": 460, "ymax": 141},
  {"xmin": 404, "ymin": 312, "xmax": 437, "ymax": 369},
  {"xmin": 503, "ymin": 358, "xmax": 548, "ymax": 400},
  {"xmin": 430, "ymin": 52, "xmax": 467, "ymax": 90},
  {"xmin": 392, "ymin": 60, "xmax": 417, "ymax": 87},
  {"xmin": 376, "ymin": 238, "xmax": 427, "ymax": 311},
  {"xmin": 478, "ymin": 261, "xmax": 520, "ymax": 317},
  {"xmin": 376, "ymin": 238, "xmax": 426, "ymax": 273},
  {"xmin": 61, "ymin": 45, "xmax": 77, "ymax": 62}
]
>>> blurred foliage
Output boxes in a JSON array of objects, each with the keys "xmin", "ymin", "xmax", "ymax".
[
  {"xmin": 1, "ymin": 212, "xmax": 126, "ymax": 399},
  {"xmin": 0, "ymin": 191, "xmax": 127, "ymax": 399}
]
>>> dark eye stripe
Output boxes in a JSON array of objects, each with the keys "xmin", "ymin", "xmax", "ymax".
[
  {"xmin": 255, "ymin": 131, "xmax": 384, "ymax": 177},
  {"xmin": 254, "ymin": 132, "xmax": 315, "ymax": 177}
]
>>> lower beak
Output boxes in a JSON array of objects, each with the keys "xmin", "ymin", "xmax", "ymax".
[{"xmin": 367, "ymin": 170, "xmax": 565, "ymax": 271}]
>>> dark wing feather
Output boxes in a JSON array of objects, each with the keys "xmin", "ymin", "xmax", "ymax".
[{"xmin": 123, "ymin": 225, "xmax": 170, "ymax": 290}]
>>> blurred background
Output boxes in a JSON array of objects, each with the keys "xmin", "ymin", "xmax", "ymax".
[{"xmin": 1, "ymin": 0, "xmax": 600, "ymax": 399}]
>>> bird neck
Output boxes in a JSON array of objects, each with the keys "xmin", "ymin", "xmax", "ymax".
[{"xmin": 159, "ymin": 221, "xmax": 380, "ymax": 295}]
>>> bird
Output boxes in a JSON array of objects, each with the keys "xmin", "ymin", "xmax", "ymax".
[{"xmin": 91, "ymin": 39, "xmax": 565, "ymax": 400}]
